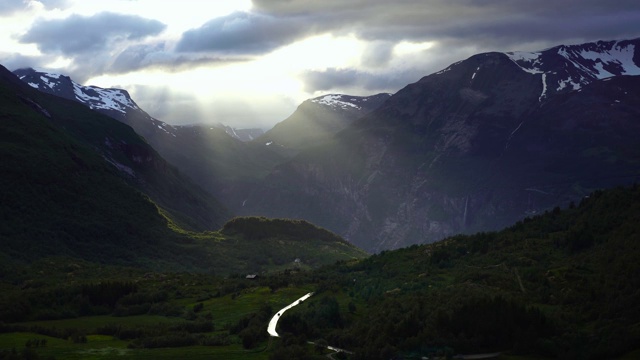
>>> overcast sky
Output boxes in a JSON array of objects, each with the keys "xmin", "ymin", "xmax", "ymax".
[{"xmin": 2, "ymin": 0, "xmax": 639, "ymax": 129}]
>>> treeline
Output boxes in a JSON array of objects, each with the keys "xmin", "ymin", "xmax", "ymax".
[
  {"xmin": 221, "ymin": 216, "xmax": 347, "ymax": 244},
  {"xmin": 228, "ymin": 303, "xmax": 273, "ymax": 349},
  {"xmin": 0, "ymin": 280, "xmax": 172, "ymax": 322},
  {"xmin": 270, "ymin": 185, "xmax": 640, "ymax": 359}
]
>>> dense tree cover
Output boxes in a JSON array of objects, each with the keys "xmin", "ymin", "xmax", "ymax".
[
  {"xmin": 0, "ymin": 186, "xmax": 638, "ymax": 359},
  {"xmin": 273, "ymin": 185, "xmax": 640, "ymax": 359},
  {"xmin": 229, "ymin": 302, "xmax": 273, "ymax": 349},
  {"xmin": 222, "ymin": 216, "xmax": 348, "ymax": 244}
]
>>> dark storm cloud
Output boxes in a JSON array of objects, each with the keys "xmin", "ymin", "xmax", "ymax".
[
  {"xmin": 301, "ymin": 67, "xmax": 424, "ymax": 94},
  {"xmin": 301, "ymin": 41, "xmax": 487, "ymax": 94},
  {"xmin": 19, "ymin": 12, "xmax": 166, "ymax": 55},
  {"xmin": 176, "ymin": 11, "xmax": 318, "ymax": 54},
  {"xmin": 252, "ymin": 0, "xmax": 640, "ymax": 48},
  {"xmin": 250, "ymin": 0, "xmax": 640, "ymax": 95}
]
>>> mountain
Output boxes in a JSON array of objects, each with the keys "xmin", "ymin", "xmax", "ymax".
[
  {"xmin": 217, "ymin": 124, "xmax": 264, "ymax": 141},
  {"xmin": 15, "ymin": 68, "xmax": 265, "ymax": 142},
  {"xmin": 0, "ymin": 64, "xmax": 220, "ymax": 264},
  {"xmin": 13, "ymin": 68, "xmax": 230, "ymax": 233},
  {"xmin": 1, "ymin": 64, "xmax": 366, "ymax": 272},
  {"xmin": 255, "ymin": 93, "xmax": 391, "ymax": 155},
  {"xmin": 237, "ymin": 38, "xmax": 640, "ymax": 252},
  {"xmin": 13, "ymin": 68, "xmax": 286, "ymax": 207},
  {"xmin": 14, "ymin": 68, "xmax": 397, "ymax": 217}
]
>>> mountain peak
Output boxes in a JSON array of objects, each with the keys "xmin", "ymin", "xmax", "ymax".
[
  {"xmin": 309, "ymin": 93, "xmax": 392, "ymax": 111},
  {"xmin": 13, "ymin": 68, "xmax": 140, "ymax": 115},
  {"xmin": 502, "ymin": 38, "xmax": 640, "ymax": 100},
  {"xmin": 256, "ymin": 92, "xmax": 393, "ymax": 152}
]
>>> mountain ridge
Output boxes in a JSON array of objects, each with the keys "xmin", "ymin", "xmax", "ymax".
[
  {"xmin": 1, "ymin": 63, "xmax": 367, "ymax": 272},
  {"xmin": 13, "ymin": 67, "xmax": 394, "ymax": 216},
  {"xmin": 11, "ymin": 38, "xmax": 640, "ymax": 253},
  {"xmin": 255, "ymin": 93, "xmax": 391, "ymax": 154},
  {"xmin": 238, "ymin": 38, "xmax": 640, "ymax": 252}
]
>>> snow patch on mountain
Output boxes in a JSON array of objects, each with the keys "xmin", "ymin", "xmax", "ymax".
[
  {"xmin": 579, "ymin": 43, "xmax": 640, "ymax": 77},
  {"xmin": 19, "ymin": 69, "xmax": 140, "ymax": 115},
  {"xmin": 73, "ymin": 83, "xmax": 139, "ymax": 114},
  {"xmin": 436, "ymin": 60, "xmax": 463, "ymax": 75},
  {"xmin": 506, "ymin": 51, "xmax": 544, "ymax": 74},
  {"xmin": 214, "ymin": 123, "xmax": 265, "ymax": 141},
  {"xmin": 40, "ymin": 75, "xmax": 57, "ymax": 89},
  {"xmin": 503, "ymin": 39, "xmax": 640, "ymax": 100},
  {"xmin": 471, "ymin": 66, "xmax": 480, "ymax": 80},
  {"xmin": 557, "ymin": 77, "xmax": 582, "ymax": 91},
  {"xmin": 312, "ymin": 94, "xmax": 362, "ymax": 110},
  {"xmin": 539, "ymin": 74, "xmax": 548, "ymax": 102}
]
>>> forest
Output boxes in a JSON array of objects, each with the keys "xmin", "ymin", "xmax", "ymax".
[{"xmin": 0, "ymin": 185, "xmax": 639, "ymax": 359}]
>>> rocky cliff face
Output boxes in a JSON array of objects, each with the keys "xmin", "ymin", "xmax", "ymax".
[{"xmin": 239, "ymin": 39, "xmax": 640, "ymax": 252}]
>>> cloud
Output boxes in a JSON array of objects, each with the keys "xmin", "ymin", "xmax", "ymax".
[
  {"xmin": 130, "ymin": 85, "xmax": 205, "ymax": 124},
  {"xmin": 252, "ymin": 0, "xmax": 640, "ymax": 49},
  {"xmin": 0, "ymin": 0, "xmax": 70, "ymax": 15},
  {"xmin": 0, "ymin": 0, "xmax": 24, "ymax": 15},
  {"xmin": 111, "ymin": 42, "xmax": 245, "ymax": 74},
  {"xmin": 1, "ymin": 53, "xmax": 48, "ymax": 71},
  {"xmin": 129, "ymin": 84, "xmax": 296, "ymax": 129},
  {"xmin": 176, "ymin": 11, "xmax": 317, "ymax": 54},
  {"xmin": 301, "ymin": 67, "xmax": 423, "ymax": 94},
  {"xmin": 19, "ymin": 12, "xmax": 166, "ymax": 56},
  {"xmin": 37, "ymin": 0, "xmax": 71, "ymax": 10},
  {"xmin": 361, "ymin": 41, "xmax": 395, "ymax": 68},
  {"xmin": 302, "ymin": 41, "xmax": 486, "ymax": 94}
]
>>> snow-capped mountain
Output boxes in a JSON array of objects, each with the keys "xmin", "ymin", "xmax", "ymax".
[
  {"xmin": 310, "ymin": 93, "xmax": 392, "ymax": 111},
  {"xmin": 239, "ymin": 38, "xmax": 640, "ymax": 252},
  {"xmin": 13, "ymin": 38, "xmax": 640, "ymax": 253},
  {"xmin": 256, "ymin": 92, "xmax": 392, "ymax": 152},
  {"xmin": 509, "ymin": 39, "xmax": 640, "ymax": 101},
  {"xmin": 13, "ymin": 68, "xmax": 180, "ymax": 140},
  {"xmin": 13, "ymin": 68, "xmax": 263, "ymax": 142},
  {"xmin": 13, "ymin": 68, "xmax": 286, "ymax": 209},
  {"xmin": 14, "ymin": 68, "xmax": 140, "ymax": 114},
  {"xmin": 436, "ymin": 39, "xmax": 640, "ymax": 103}
]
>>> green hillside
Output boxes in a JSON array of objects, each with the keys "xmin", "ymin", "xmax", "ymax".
[
  {"xmin": 274, "ymin": 185, "xmax": 640, "ymax": 359},
  {"xmin": 0, "ymin": 186, "xmax": 637, "ymax": 359},
  {"xmin": 0, "ymin": 71, "xmax": 175, "ymax": 265},
  {"xmin": 0, "ymin": 65, "xmax": 366, "ymax": 274}
]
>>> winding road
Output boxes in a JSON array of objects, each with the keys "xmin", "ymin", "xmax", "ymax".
[
  {"xmin": 267, "ymin": 292, "xmax": 353, "ymax": 357},
  {"xmin": 267, "ymin": 292, "xmax": 314, "ymax": 337}
]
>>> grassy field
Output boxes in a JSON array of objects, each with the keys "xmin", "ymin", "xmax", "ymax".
[
  {"xmin": 0, "ymin": 332, "xmax": 271, "ymax": 360},
  {"xmin": 0, "ymin": 282, "xmax": 313, "ymax": 360}
]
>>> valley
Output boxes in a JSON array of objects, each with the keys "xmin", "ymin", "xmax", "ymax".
[
  {"xmin": 1, "ymin": 37, "xmax": 640, "ymax": 359},
  {"xmin": 1, "ymin": 185, "xmax": 639, "ymax": 359}
]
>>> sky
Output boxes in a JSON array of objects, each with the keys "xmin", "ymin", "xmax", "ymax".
[{"xmin": 1, "ymin": 1, "xmax": 640, "ymax": 129}]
